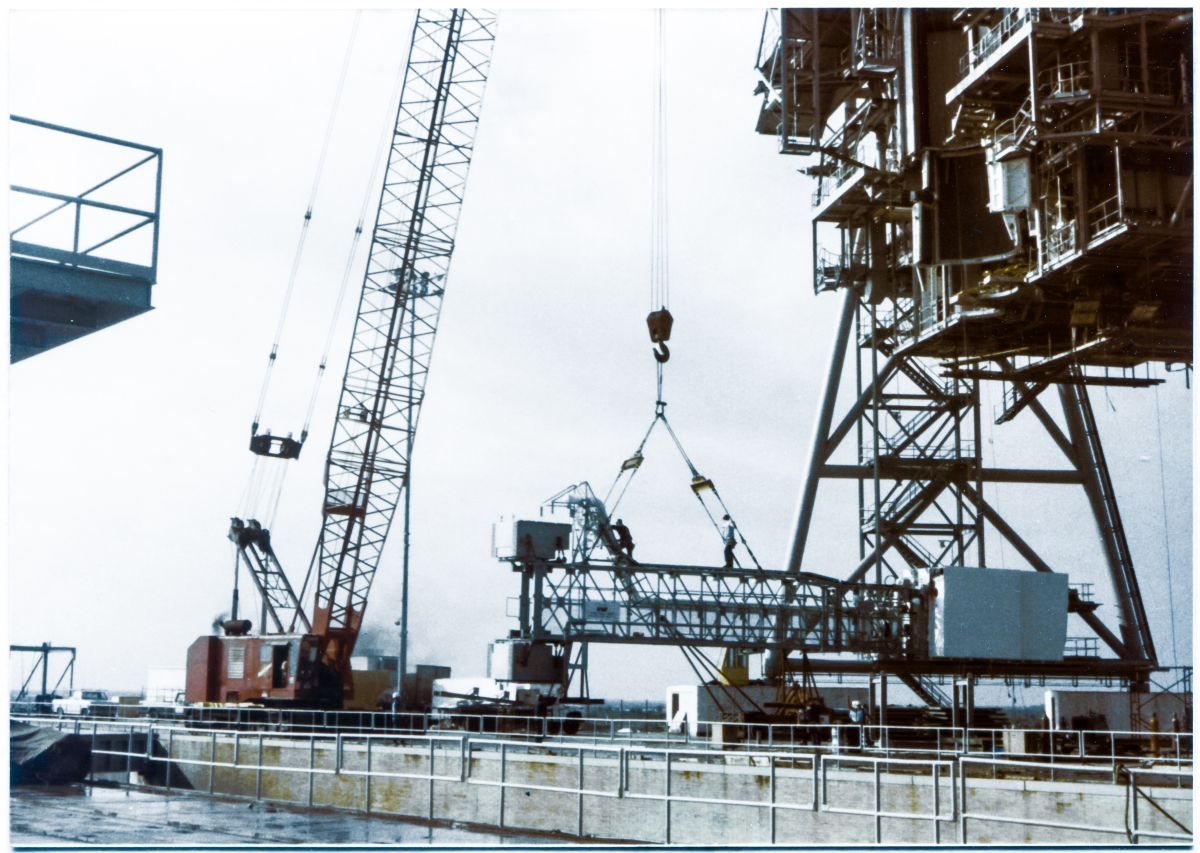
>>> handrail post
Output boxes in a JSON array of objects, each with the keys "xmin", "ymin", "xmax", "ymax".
[
  {"xmin": 428, "ymin": 738, "xmax": 436, "ymax": 820},
  {"xmin": 769, "ymin": 754, "xmax": 777, "ymax": 844},
  {"xmin": 255, "ymin": 732, "xmax": 263, "ymax": 801},
  {"xmin": 958, "ymin": 756, "xmax": 967, "ymax": 843},
  {"xmin": 933, "ymin": 760, "xmax": 940, "ymax": 844},
  {"xmin": 365, "ymin": 737, "xmax": 373, "ymax": 813},
  {"xmin": 1129, "ymin": 770, "xmax": 1138, "ymax": 842},
  {"xmin": 664, "ymin": 750, "xmax": 671, "ymax": 845},
  {"xmin": 307, "ymin": 735, "xmax": 315, "ymax": 807},
  {"xmin": 499, "ymin": 743, "xmax": 506, "ymax": 828},
  {"xmin": 165, "ymin": 728, "xmax": 173, "ymax": 790},
  {"xmin": 873, "ymin": 759, "xmax": 881, "ymax": 843},
  {"xmin": 577, "ymin": 747, "xmax": 585, "ymax": 838}
]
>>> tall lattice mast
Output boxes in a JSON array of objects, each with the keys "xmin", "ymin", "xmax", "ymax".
[{"xmin": 306, "ymin": 9, "xmax": 496, "ymax": 679}]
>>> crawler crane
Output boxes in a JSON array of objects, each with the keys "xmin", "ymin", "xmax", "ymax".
[{"xmin": 186, "ymin": 10, "xmax": 497, "ymax": 709}]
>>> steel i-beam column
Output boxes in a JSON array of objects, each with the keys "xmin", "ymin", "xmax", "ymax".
[{"xmin": 1058, "ymin": 377, "xmax": 1155, "ymax": 663}]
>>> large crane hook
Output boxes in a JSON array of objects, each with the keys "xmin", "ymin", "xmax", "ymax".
[{"xmin": 647, "ymin": 307, "xmax": 673, "ymax": 363}]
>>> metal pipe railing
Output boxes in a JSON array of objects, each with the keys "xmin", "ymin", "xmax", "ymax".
[
  {"xmin": 15, "ymin": 711, "xmax": 1193, "ymax": 767},
  {"xmin": 27, "ymin": 717, "xmax": 1191, "ymax": 845}
]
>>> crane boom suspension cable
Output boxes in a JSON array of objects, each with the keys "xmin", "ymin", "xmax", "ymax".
[
  {"xmin": 288, "ymin": 46, "xmax": 410, "ymax": 620},
  {"xmin": 299, "ymin": 30, "xmax": 412, "ymax": 444},
  {"xmin": 251, "ymin": 11, "xmax": 362, "ymax": 436}
]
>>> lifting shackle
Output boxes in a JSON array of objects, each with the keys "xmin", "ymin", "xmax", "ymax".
[{"xmin": 647, "ymin": 307, "xmax": 674, "ymax": 363}]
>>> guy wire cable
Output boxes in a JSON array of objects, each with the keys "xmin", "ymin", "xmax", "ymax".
[{"xmin": 1153, "ymin": 379, "xmax": 1179, "ymax": 665}]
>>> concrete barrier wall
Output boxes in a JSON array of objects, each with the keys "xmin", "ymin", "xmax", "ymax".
[{"xmin": 155, "ymin": 733, "xmax": 1191, "ymax": 845}]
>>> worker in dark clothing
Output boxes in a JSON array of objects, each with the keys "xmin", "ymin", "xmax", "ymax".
[
  {"xmin": 611, "ymin": 519, "xmax": 636, "ymax": 563},
  {"xmin": 722, "ymin": 514, "xmax": 737, "ymax": 568}
]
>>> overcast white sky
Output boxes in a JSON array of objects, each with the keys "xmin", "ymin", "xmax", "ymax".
[{"xmin": 7, "ymin": 7, "xmax": 1192, "ymax": 704}]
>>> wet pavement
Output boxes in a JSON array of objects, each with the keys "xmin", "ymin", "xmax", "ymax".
[{"xmin": 10, "ymin": 784, "xmax": 557, "ymax": 846}]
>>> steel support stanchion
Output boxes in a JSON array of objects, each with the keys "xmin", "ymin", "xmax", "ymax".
[{"xmin": 255, "ymin": 733, "xmax": 263, "ymax": 800}]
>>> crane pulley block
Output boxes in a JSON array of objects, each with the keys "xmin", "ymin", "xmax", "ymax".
[
  {"xmin": 647, "ymin": 308, "xmax": 674, "ymax": 363},
  {"xmin": 250, "ymin": 432, "xmax": 303, "ymax": 460},
  {"xmin": 647, "ymin": 307, "xmax": 673, "ymax": 343}
]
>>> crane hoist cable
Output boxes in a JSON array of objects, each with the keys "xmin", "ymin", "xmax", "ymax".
[
  {"xmin": 249, "ymin": 11, "xmax": 362, "ymax": 455},
  {"xmin": 602, "ymin": 10, "xmax": 759, "ymax": 570},
  {"xmin": 647, "ymin": 9, "xmax": 673, "ymax": 372}
]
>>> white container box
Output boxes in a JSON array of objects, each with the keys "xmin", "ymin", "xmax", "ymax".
[{"xmin": 930, "ymin": 567, "xmax": 1067, "ymax": 660}]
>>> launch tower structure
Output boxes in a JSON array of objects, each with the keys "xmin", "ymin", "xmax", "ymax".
[{"xmin": 753, "ymin": 8, "xmax": 1191, "ymax": 703}]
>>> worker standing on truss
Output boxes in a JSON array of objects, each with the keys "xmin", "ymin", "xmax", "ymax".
[
  {"xmin": 611, "ymin": 518, "xmax": 636, "ymax": 563},
  {"xmin": 721, "ymin": 514, "xmax": 737, "ymax": 569}
]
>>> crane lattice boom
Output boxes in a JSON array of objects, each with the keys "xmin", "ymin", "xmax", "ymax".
[{"xmin": 310, "ymin": 10, "xmax": 496, "ymax": 676}]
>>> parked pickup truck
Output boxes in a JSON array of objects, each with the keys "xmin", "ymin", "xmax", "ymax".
[
  {"xmin": 145, "ymin": 692, "xmax": 188, "ymax": 719},
  {"xmin": 52, "ymin": 689, "xmax": 110, "ymax": 716}
]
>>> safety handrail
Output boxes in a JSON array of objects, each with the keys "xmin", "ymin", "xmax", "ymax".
[{"xmin": 9, "ymin": 115, "xmax": 162, "ymax": 283}]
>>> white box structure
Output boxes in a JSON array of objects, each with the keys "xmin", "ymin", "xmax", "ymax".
[
  {"xmin": 492, "ymin": 520, "xmax": 571, "ymax": 560},
  {"xmin": 929, "ymin": 567, "xmax": 1067, "ymax": 660}
]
